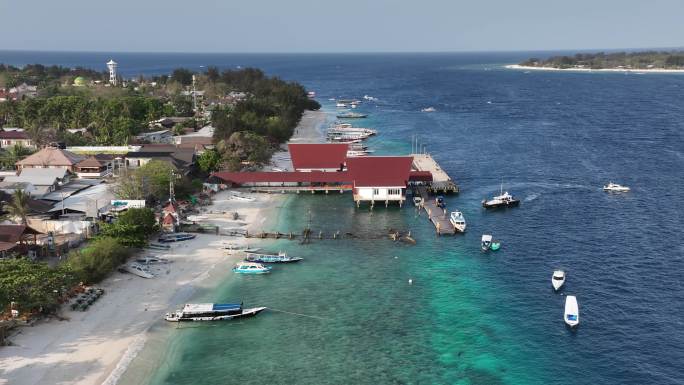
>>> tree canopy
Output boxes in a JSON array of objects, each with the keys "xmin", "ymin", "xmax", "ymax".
[{"xmin": 520, "ymin": 51, "xmax": 684, "ymax": 70}]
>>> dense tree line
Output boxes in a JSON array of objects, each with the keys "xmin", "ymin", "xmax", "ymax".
[
  {"xmin": 520, "ymin": 51, "xmax": 684, "ymax": 69},
  {"xmin": 0, "ymin": 64, "xmax": 105, "ymax": 89},
  {"xmin": 210, "ymin": 68, "xmax": 320, "ymax": 170}
]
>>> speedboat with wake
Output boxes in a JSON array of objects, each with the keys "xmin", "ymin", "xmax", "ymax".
[
  {"xmin": 564, "ymin": 295, "xmax": 579, "ymax": 328},
  {"xmin": 552, "ymin": 270, "xmax": 566, "ymax": 291},
  {"xmin": 603, "ymin": 182, "xmax": 630, "ymax": 192},
  {"xmin": 165, "ymin": 302, "xmax": 266, "ymax": 322},
  {"xmin": 482, "ymin": 183, "xmax": 520, "ymax": 209},
  {"xmin": 449, "ymin": 211, "xmax": 467, "ymax": 232}
]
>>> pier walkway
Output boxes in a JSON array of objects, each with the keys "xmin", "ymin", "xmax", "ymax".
[
  {"xmin": 411, "ymin": 153, "xmax": 459, "ymax": 193},
  {"xmin": 416, "ymin": 186, "xmax": 457, "ymax": 235}
]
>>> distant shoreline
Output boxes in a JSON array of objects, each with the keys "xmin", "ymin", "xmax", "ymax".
[{"xmin": 505, "ymin": 64, "xmax": 684, "ymax": 73}]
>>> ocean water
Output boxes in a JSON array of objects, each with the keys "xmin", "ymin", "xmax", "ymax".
[{"xmin": 3, "ymin": 51, "xmax": 683, "ymax": 384}]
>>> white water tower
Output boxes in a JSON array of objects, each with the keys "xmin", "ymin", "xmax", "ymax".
[{"xmin": 106, "ymin": 59, "xmax": 118, "ymax": 85}]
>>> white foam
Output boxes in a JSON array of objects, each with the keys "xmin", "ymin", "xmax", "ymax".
[{"xmin": 101, "ymin": 333, "xmax": 147, "ymax": 385}]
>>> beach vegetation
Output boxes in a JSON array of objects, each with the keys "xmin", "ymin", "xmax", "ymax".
[
  {"xmin": 0, "ymin": 258, "xmax": 77, "ymax": 315},
  {"xmin": 99, "ymin": 208, "xmax": 158, "ymax": 247},
  {"xmin": 3, "ymin": 189, "xmax": 31, "ymax": 225},
  {"xmin": 66, "ymin": 237, "xmax": 131, "ymax": 284}
]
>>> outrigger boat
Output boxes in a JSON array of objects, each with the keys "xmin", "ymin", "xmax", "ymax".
[
  {"xmin": 232, "ymin": 261, "xmax": 272, "ymax": 274},
  {"xmin": 245, "ymin": 252, "xmax": 302, "ymax": 263},
  {"xmin": 164, "ymin": 302, "xmax": 266, "ymax": 322},
  {"xmin": 482, "ymin": 183, "xmax": 520, "ymax": 209},
  {"xmin": 158, "ymin": 233, "xmax": 196, "ymax": 243},
  {"xmin": 449, "ymin": 211, "xmax": 467, "ymax": 232}
]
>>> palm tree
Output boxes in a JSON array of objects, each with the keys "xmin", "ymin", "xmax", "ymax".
[{"xmin": 7, "ymin": 189, "xmax": 30, "ymax": 225}]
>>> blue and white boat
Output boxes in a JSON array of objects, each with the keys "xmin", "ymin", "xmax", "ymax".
[
  {"xmin": 165, "ymin": 302, "xmax": 266, "ymax": 322},
  {"xmin": 158, "ymin": 232, "xmax": 196, "ymax": 243},
  {"xmin": 245, "ymin": 252, "xmax": 302, "ymax": 263},
  {"xmin": 232, "ymin": 262, "xmax": 272, "ymax": 274}
]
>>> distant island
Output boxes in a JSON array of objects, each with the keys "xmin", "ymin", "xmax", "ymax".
[{"xmin": 507, "ymin": 51, "xmax": 684, "ymax": 72}]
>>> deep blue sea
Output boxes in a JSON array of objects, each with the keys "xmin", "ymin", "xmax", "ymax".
[{"xmin": 3, "ymin": 51, "xmax": 683, "ymax": 384}]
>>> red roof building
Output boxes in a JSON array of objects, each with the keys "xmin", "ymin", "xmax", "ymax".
[{"xmin": 288, "ymin": 143, "xmax": 349, "ymax": 171}]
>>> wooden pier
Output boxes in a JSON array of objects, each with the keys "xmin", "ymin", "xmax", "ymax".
[
  {"xmin": 416, "ymin": 186, "xmax": 457, "ymax": 235},
  {"xmin": 411, "ymin": 153, "xmax": 459, "ymax": 194}
]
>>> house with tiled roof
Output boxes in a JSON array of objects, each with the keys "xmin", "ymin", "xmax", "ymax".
[{"xmin": 15, "ymin": 147, "xmax": 84, "ymax": 172}]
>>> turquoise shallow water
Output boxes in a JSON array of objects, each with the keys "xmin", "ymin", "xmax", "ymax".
[{"xmin": 141, "ymin": 195, "xmax": 540, "ymax": 385}]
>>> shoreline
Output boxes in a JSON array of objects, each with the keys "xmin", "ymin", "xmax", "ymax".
[
  {"xmin": 505, "ymin": 64, "xmax": 684, "ymax": 73},
  {"xmin": 0, "ymin": 109, "xmax": 326, "ymax": 385}
]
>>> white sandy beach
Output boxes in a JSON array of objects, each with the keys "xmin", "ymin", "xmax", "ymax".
[
  {"xmin": 505, "ymin": 64, "xmax": 684, "ymax": 73},
  {"xmin": 0, "ymin": 109, "xmax": 327, "ymax": 385}
]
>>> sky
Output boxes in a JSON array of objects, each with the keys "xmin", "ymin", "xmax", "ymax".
[{"xmin": 1, "ymin": 0, "xmax": 683, "ymax": 53}]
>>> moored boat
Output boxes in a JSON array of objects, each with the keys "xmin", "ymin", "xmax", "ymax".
[
  {"xmin": 481, "ymin": 234, "xmax": 493, "ymax": 251},
  {"xmin": 232, "ymin": 261, "xmax": 272, "ymax": 274},
  {"xmin": 245, "ymin": 252, "xmax": 302, "ymax": 263},
  {"xmin": 336, "ymin": 112, "xmax": 368, "ymax": 119},
  {"xmin": 564, "ymin": 295, "xmax": 579, "ymax": 328},
  {"xmin": 158, "ymin": 232, "xmax": 196, "ymax": 243},
  {"xmin": 449, "ymin": 211, "xmax": 467, "ymax": 232},
  {"xmin": 490, "ymin": 240, "xmax": 501, "ymax": 251},
  {"xmin": 552, "ymin": 270, "xmax": 566, "ymax": 291},
  {"xmin": 164, "ymin": 302, "xmax": 267, "ymax": 322},
  {"xmin": 603, "ymin": 182, "xmax": 630, "ymax": 192}
]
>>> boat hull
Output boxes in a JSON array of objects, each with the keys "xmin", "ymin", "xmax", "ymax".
[
  {"xmin": 482, "ymin": 200, "xmax": 520, "ymax": 209},
  {"xmin": 232, "ymin": 268, "xmax": 271, "ymax": 274},
  {"xmin": 564, "ymin": 296, "xmax": 579, "ymax": 327},
  {"xmin": 165, "ymin": 307, "xmax": 267, "ymax": 322}
]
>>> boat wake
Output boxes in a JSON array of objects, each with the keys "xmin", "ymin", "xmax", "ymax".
[{"xmin": 524, "ymin": 193, "xmax": 540, "ymax": 202}]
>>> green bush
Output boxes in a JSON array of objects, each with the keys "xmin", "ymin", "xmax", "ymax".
[
  {"xmin": 0, "ymin": 258, "xmax": 77, "ymax": 313},
  {"xmin": 67, "ymin": 237, "xmax": 130, "ymax": 283}
]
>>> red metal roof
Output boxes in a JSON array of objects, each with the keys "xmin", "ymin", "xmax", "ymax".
[
  {"xmin": 346, "ymin": 156, "xmax": 414, "ymax": 187},
  {"xmin": 288, "ymin": 144, "xmax": 348, "ymax": 170},
  {"xmin": 212, "ymin": 171, "xmax": 353, "ymax": 184},
  {"xmin": 0, "ymin": 131, "xmax": 30, "ymax": 140},
  {"xmin": 409, "ymin": 171, "xmax": 433, "ymax": 182}
]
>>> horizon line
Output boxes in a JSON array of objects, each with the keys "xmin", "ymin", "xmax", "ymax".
[{"xmin": 1, "ymin": 46, "xmax": 683, "ymax": 56}]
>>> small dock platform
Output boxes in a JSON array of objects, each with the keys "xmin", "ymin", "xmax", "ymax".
[
  {"xmin": 416, "ymin": 187, "xmax": 457, "ymax": 235},
  {"xmin": 411, "ymin": 153, "xmax": 459, "ymax": 194}
]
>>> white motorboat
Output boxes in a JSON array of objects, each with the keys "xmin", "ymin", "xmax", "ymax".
[
  {"xmin": 564, "ymin": 295, "xmax": 579, "ymax": 328},
  {"xmin": 552, "ymin": 270, "xmax": 566, "ymax": 291},
  {"xmin": 421, "ymin": 107, "xmax": 436, "ymax": 112},
  {"xmin": 449, "ymin": 211, "xmax": 467, "ymax": 232},
  {"xmin": 120, "ymin": 263, "xmax": 154, "ymax": 278},
  {"xmin": 336, "ymin": 102, "xmax": 347, "ymax": 108},
  {"xmin": 346, "ymin": 150, "xmax": 369, "ymax": 157},
  {"xmin": 481, "ymin": 234, "xmax": 493, "ymax": 251},
  {"xmin": 603, "ymin": 182, "xmax": 630, "ymax": 192}
]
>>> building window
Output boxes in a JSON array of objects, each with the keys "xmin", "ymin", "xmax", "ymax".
[
  {"xmin": 372, "ymin": 188, "xmax": 380, "ymax": 195},
  {"xmin": 388, "ymin": 188, "xmax": 401, "ymax": 196}
]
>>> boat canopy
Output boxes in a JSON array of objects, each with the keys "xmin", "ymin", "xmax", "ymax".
[
  {"xmin": 481, "ymin": 234, "xmax": 493, "ymax": 242},
  {"xmin": 182, "ymin": 303, "xmax": 242, "ymax": 314}
]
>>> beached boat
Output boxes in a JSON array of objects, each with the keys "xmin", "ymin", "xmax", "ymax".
[
  {"xmin": 481, "ymin": 234, "xmax": 493, "ymax": 251},
  {"xmin": 135, "ymin": 256, "xmax": 170, "ymax": 265},
  {"xmin": 158, "ymin": 233, "xmax": 196, "ymax": 243},
  {"xmin": 552, "ymin": 270, "xmax": 566, "ymax": 291},
  {"xmin": 120, "ymin": 262, "xmax": 154, "ymax": 278},
  {"xmin": 164, "ymin": 302, "xmax": 267, "ymax": 322},
  {"xmin": 564, "ymin": 295, "xmax": 579, "ymax": 328},
  {"xmin": 336, "ymin": 112, "xmax": 368, "ymax": 119},
  {"xmin": 232, "ymin": 262, "xmax": 272, "ymax": 274},
  {"xmin": 603, "ymin": 182, "xmax": 630, "ymax": 192},
  {"xmin": 449, "ymin": 211, "xmax": 467, "ymax": 232},
  {"xmin": 482, "ymin": 183, "xmax": 520, "ymax": 209},
  {"xmin": 245, "ymin": 252, "xmax": 302, "ymax": 263}
]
